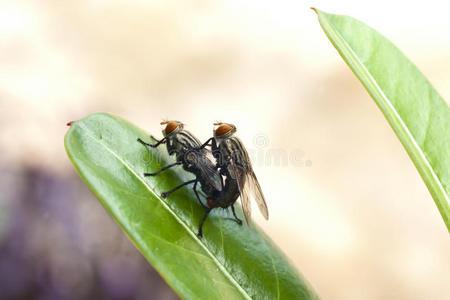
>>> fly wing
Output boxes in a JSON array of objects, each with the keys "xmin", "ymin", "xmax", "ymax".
[
  {"xmin": 197, "ymin": 154, "xmax": 223, "ymax": 192},
  {"xmin": 245, "ymin": 170, "xmax": 269, "ymax": 220},
  {"xmin": 179, "ymin": 130, "xmax": 222, "ymax": 192},
  {"xmin": 228, "ymin": 156, "xmax": 251, "ymax": 224},
  {"xmin": 229, "ymin": 137, "xmax": 269, "ymax": 222}
]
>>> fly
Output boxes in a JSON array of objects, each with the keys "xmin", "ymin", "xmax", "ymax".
[
  {"xmin": 196, "ymin": 122, "xmax": 269, "ymax": 237},
  {"xmin": 137, "ymin": 120, "xmax": 222, "ymax": 208}
]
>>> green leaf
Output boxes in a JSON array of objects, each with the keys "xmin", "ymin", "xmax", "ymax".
[
  {"xmin": 64, "ymin": 113, "xmax": 317, "ymax": 300},
  {"xmin": 314, "ymin": 8, "xmax": 450, "ymax": 231}
]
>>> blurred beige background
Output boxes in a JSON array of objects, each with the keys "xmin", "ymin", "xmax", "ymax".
[{"xmin": 0, "ymin": 1, "xmax": 449, "ymax": 299}]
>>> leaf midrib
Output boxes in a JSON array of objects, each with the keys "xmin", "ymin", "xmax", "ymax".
[
  {"xmin": 318, "ymin": 12, "xmax": 450, "ymax": 224},
  {"xmin": 74, "ymin": 120, "xmax": 252, "ymax": 300}
]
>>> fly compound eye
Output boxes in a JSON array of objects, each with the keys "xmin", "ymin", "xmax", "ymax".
[
  {"xmin": 215, "ymin": 123, "xmax": 235, "ymax": 137},
  {"xmin": 162, "ymin": 121, "xmax": 180, "ymax": 135}
]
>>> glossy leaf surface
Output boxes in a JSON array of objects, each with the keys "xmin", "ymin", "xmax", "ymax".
[
  {"xmin": 65, "ymin": 113, "xmax": 317, "ymax": 300},
  {"xmin": 315, "ymin": 9, "xmax": 450, "ymax": 231}
]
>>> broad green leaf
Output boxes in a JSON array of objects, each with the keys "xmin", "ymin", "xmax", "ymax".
[
  {"xmin": 64, "ymin": 113, "xmax": 317, "ymax": 300},
  {"xmin": 314, "ymin": 9, "xmax": 450, "ymax": 231}
]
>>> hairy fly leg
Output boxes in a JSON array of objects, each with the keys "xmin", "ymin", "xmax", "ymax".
[
  {"xmin": 137, "ymin": 136, "xmax": 166, "ymax": 148},
  {"xmin": 161, "ymin": 179, "xmax": 196, "ymax": 198},
  {"xmin": 197, "ymin": 207, "xmax": 212, "ymax": 238},
  {"xmin": 192, "ymin": 181, "xmax": 207, "ymax": 208},
  {"xmin": 197, "ymin": 137, "xmax": 213, "ymax": 150},
  {"xmin": 144, "ymin": 161, "xmax": 181, "ymax": 176},
  {"xmin": 231, "ymin": 205, "xmax": 243, "ymax": 225}
]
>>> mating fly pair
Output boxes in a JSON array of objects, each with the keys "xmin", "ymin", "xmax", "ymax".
[{"xmin": 137, "ymin": 120, "xmax": 268, "ymax": 237}]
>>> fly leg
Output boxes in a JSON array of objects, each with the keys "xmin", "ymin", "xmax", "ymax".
[
  {"xmin": 192, "ymin": 181, "xmax": 207, "ymax": 208},
  {"xmin": 197, "ymin": 137, "xmax": 213, "ymax": 150},
  {"xmin": 197, "ymin": 207, "xmax": 211, "ymax": 238},
  {"xmin": 144, "ymin": 162, "xmax": 181, "ymax": 176},
  {"xmin": 161, "ymin": 179, "xmax": 196, "ymax": 198},
  {"xmin": 137, "ymin": 136, "xmax": 166, "ymax": 148},
  {"xmin": 231, "ymin": 205, "xmax": 243, "ymax": 225}
]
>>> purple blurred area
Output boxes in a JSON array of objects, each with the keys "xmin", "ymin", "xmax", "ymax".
[{"xmin": 0, "ymin": 163, "xmax": 178, "ymax": 300}]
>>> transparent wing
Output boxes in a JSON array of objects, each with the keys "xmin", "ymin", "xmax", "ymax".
[
  {"xmin": 228, "ymin": 158, "xmax": 251, "ymax": 224},
  {"xmin": 197, "ymin": 155, "xmax": 223, "ymax": 192},
  {"xmin": 228, "ymin": 137, "xmax": 269, "ymax": 223},
  {"xmin": 245, "ymin": 170, "xmax": 269, "ymax": 220}
]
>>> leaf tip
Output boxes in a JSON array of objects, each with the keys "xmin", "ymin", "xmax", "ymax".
[
  {"xmin": 310, "ymin": 7, "xmax": 319, "ymax": 14},
  {"xmin": 66, "ymin": 120, "xmax": 77, "ymax": 127}
]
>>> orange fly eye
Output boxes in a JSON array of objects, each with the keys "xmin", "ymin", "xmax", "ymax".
[
  {"xmin": 215, "ymin": 123, "xmax": 233, "ymax": 137},
  {"xmin": 164, "ymin": 121, "xmax": 179, "ymax": 135}
]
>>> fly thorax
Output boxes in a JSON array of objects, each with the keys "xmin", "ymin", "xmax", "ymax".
[{"xmin": 214, "ymin": 136, "xmax": 224, "ymax": 146}]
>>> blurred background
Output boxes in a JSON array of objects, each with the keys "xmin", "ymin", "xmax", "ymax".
[{"xmin": 0, "ymin": 1, "xmax": 449, "ymax": 299}]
